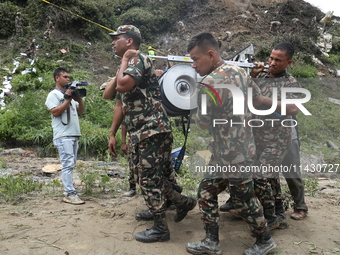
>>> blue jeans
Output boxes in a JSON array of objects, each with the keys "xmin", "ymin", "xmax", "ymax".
[{"xmin": 53, "ymin": 136, "xmax": 79, "ymax": 196}]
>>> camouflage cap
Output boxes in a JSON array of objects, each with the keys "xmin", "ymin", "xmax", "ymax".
[{"xmin": 109, "ymin": 25, "xmax": 142, "ymax": 40}]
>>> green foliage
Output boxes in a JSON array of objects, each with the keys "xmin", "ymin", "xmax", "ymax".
[
  {"xmin": 0, "ymin": 2, "xmax": 22, "ymax": 39},
  {"xmin": 303, "ymin": 177, "xmax": 319, "ymax": 197},
  {"xmin": 0, "ymin": 157, "xmax": 6, "ymax": 168},
  {"xmin": 289, "ymin": 63, "xmax": 318, "ymax": 78},
  {"xmin": 78, "ymin": 165, "xmax": 100, "ymax": 195},
  {"xmin": 297, "ymin": 78, "xmax": 340, "ymax": 143},
  {"xmin": 0, "ymin": 174, "xmax": 42, "ymax": 201},
  {"xmin": 118, "ymin": 0, "xmax": 186, "ymax": 41},
  {"xmin": 118, "ymin": 7, "xmax": 155, "ymax": 41},
  {"xmin": 24, "ymin": 0, "xmax": 118, "ymax": 41},
  {"xmin": 0, "ymin": 90, "xmax": 50, "ymax": 142},
  {"xmin": 78, "ymin": 119, "xmax": 113, "ymax": 158}
]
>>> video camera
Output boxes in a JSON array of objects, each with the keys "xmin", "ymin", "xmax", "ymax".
[{"xmin": 64, "ymin": 81, "xmax": 88, "ymax": 98}]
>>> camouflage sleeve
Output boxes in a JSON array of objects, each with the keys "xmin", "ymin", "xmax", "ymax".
[
  {"xmin": 285, "ymin": 75, "xmax": 302, "ymax": 99},
  {"xmin": 248, "ymin": 77, "xmax": 261, "ymax": 99},
  {"xmin": 123, "ymin": 53, "xmax": 145, "ymax": 85}
]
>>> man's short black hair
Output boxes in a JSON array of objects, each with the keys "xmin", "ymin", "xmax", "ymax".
[
  {"xmin": 53, "ymin": 67, "xmax": 69, "ymax": 81},
  {"xmin": 187, "ymin": 32, "xmax": 219, "ymax": 53},
  {"xmin": 273, "ymin": 42, "xmax": 294, "ymax": 60},
  {"xmin": 123, "ymin": 34, "xmax": 141, "ymax": 49}
]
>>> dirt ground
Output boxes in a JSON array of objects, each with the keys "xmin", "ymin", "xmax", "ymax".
[{"xmin": 0, "ymin": 150, "xmax": 340, "ymax": 255}]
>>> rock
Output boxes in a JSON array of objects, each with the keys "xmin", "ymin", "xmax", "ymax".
[
  {"xmin": 0, "ymin": 148, "xmax": 28, "ymax": 156},
  {"xmin": 41, "ymin": 164, "xmax": 62, "ymax": 173}
]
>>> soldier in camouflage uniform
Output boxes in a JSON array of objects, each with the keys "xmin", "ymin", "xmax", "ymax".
[
  {"xmin": 15, "ymin": 12, "xmax": 23, "ymax": 37},
  {"xmin": 107, "ymin": 25, "xmax": 196, "ymax": 243},
  {"xmin": 250, "ymin": 42, "xmax": 302, "ymax": 229},
  {"xmin": 186, "ymin": 32, "xmax": 276, "ymax": 255},
  {"xmin": 101, "ymin": 73, "xmax": 180, "ymax": 221},
  {"xmin": 43, "ymin": 16, "xmax": 55, "ymax": 40},
  {"xmin": 26, "ymin": 35, "xmax": 36, "ymax": 59}
]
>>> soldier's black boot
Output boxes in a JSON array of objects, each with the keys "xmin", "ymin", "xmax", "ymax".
[
  {"xmin": 186, "ymin": 223, "xmax": 222, "ymax": 255},
  {"xmin": 266, "ymin": 215, "xmax": 279, "ymax": 231},
  {"xmin": 165, "ymin": 182, "xmax": 183, "ymax": 209},
  {"xmin": 135, "ymin": 210, "xmax": 153, "ymax": 221},
  {"xmin": 135, "ymin": 213, "xmax": 170, "ymax": 243},
  {"xmin": 275, "ymin": 199, "xmax": 288, "ymax": 229},
  {"xmin": 220, "ymin": 196, "xmax": 234, "ymax": 212},
  {"xmin": 164, "ymin": 180, "xmax": 197, "ymax": 222},
  {"xmin": 245, "ymin": 227, "xmax": 277, "ymax": 255}
]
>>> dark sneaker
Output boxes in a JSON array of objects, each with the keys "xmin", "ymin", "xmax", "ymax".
[
  {"xmin": 244, "ymin": 237, "xmax": 277, "ymax": 255},
  {"xmin": 135, "ymin": 210, "xmax": 153, "ymax": 221},
  {"xmin": 63, "ymin": 194, "xmax": 85, "ymax": 205},
  {"xmin": 174, "ymin": 197, "xmax": 197, "ymax": 223}
]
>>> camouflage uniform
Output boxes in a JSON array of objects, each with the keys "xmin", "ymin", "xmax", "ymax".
[
  {"xmin": 15, "ymin": 13, "xmax": 23, "ymax": 37},
  {"xmin": 252, "ymin": 70, "xmax": 301, "ymax": 220},
  {"xmin": 118, "ymin": 51, "xmax": 176, "ymax": 216},
  {"xmin": 196, "ymin": 62, "xmax": 267, "ymax": 234},
  {"xmin": 44, "ymin": 17, "xmax": 54, "ymax": 40},
  {"xmin": 26, "ymin": 37, "xmax": 36, "ymax": 59}
]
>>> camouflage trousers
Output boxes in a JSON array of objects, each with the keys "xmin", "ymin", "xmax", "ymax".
[
  {"xmin": 128, "ymin": 137, "xmax": 176, "ymax": 186},
  {"xmin": 16, "ymin": 26, "xmax": 23, "ymax": 37},
  {"xmin": 43, "ymin": 29, "xmax": 53, "ymax": 40},
  {"xmin": 133, "ymin": 132, "xmax": 176, "ymax": 216},
  {"xmin": 197, "ymin": 162, "xmax": 267, "ymax": 234},
  {"xmin": 254, "ymin": 140, "xmax": 290, "ymax": 218}
]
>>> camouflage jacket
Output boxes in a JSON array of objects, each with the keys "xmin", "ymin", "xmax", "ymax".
[
  {"xmin": 252, "ymin": 70, "xmax": 301, "ymax": 153},
  {"xmin": 117, "ymin": 52, "xmax": 171, "ymax": 144},
  {"xmin": 15, "ymin": 16, "xmax": 22, "ymax": 27},
  {"xmin": 196, "ymin": 62, "xmax": 261, "ymax": 165}
]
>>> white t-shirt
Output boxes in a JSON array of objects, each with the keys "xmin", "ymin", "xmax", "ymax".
[{"xmin": 45, "ymin": 89, "xmax": 81, "ymax": 140}]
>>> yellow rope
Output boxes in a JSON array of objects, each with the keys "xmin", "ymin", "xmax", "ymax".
[
  {"xmin": 41, "ymin": 0, "xmax": 166, "ymax": 55},
  {"xmin": 41, "ymin": 0, "xmax": 114, "ymax": 32}
]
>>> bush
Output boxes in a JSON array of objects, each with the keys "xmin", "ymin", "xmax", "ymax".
[
  {"xmin": 0, "ymin": 2, "xmax": 23, "ymax": 39},
  {"xmin": 289, "ymin": 63, "xmax": 318, "ymax": 78}
]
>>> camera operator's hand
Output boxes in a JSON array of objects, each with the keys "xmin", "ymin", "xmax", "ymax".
[
  {"xmin": 108, "ymin": 135, "xmax": 118, "ymax": 157},
  {"xmin": 65, "ymin": 89, "xmax": 72, "ymax": 98}
]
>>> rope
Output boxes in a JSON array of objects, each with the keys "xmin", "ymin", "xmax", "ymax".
[{"xmin": 41, "ymin": 0, "xmax": 166, "ymax": 55}]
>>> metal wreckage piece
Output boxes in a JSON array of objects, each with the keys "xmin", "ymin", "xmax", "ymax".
[{"xmin": 153, "ymin": 44, "xmax": 266, "ymax": 116}]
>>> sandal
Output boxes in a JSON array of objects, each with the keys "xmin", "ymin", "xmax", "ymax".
[{"xmin": 290, "ymin": 209, "xmax": 307, "ymax": 220}]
